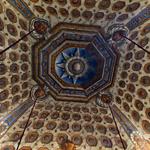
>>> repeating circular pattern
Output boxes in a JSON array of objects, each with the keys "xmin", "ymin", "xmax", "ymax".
[
  {"xmin": 104, "ymin": 116, "xmax": 113, "ymax": 123},
  {"xmin": 100, "ymin": 136, "xmax": 113, "ymax": 148},
  {"xmin": 72, "ymin": 122, "xmax": 81, "ymax": 132},
  {"xmin": 72, "ymin": 106, "xmax": 80, "ymax": 112},
  {"xmin": 12, "ymin": 95, "xmax": 20, "ymax": 104},
  {"xmin": 82, "ymin": 11, "xmax": 93, "ymax": 20},
  {"xmin": 106, "ymin": 13, "xmax": 116, "ymax": 20},
  {"xmin": 94, "ymin": 12, "xmax": 104, "ymax": 20},
  {"xmin": 56, "ymin": 133, "xmax": 68, "ymax": 145},
  {"xmin": 0, "ymin": 89, "xmax": 9, "ymax": 101},
  {"xmin": 9, "ymin": 131, "xmax": 22, "ymax": 142},
  {"xmin": 57, "ymin": 0, "xmax": 67, "ymax": 6},
  {"xmin": 70, "ymin": 0, "xmax": 81, "ymax": 7},
  {"xmin": 71, "ymin": 9, "xmax": 80, "ymax": 18},
  {"xmin": 140, "ymin": 76, "xmax": 150, "ymax": 86},
  {"xmin": 0, "ymin": 77, "xmax": 8, "ymax": 89},
  {"xmin": 47, "ymin": 7, "xmax": 57, "ymax": 16},
  {"xmin": 41, "ymin": 132, "xmax": 53, "ymax": 144},
  {"xmin": 9, "ymin": 52, "xmax": 19, "ymax": 61},
  {"xmin": 86, "ymin": 135, "xmax": 97, "ymax": 146},
  {"xmin": 71, "ymin": 134, "xmax": 82, "ymax": 145},
  {"xmin": 11, "ymin": 85, "xmax": 20, "ymax": 95},
  {"xmin": 124, "ymin": 93, "xmax": 132, "ymax": 102},
  {"xmin": 108, "ymin": 125, "xmax": 118, "ymax": 135},
  {"xmin": 96, "ymin": 124, "xmax": 107, "ymax": 134},
  {"xmin": 115, "ymin": 96, "xmax": 122, "ymax": 104},
  {"xmin": 120, "ymin": 71, "xmax": 128, "ymax": 79},
  {"xmin": 0, "ymin": 1, "xmax": 149, "ymax": 148},
  {"xmin": 7, "ymin": 24, "xmax": 18, "ymax": 36},
  {"xmin": 145, "ymin": 108, "xmax": 150, "ymax": 120},
  {"xmin": 132, "ymin": 62, "xmax": 142, "ymax": 71},
  {"xmin": 116, "ymin": 14, "xmax": 128, "ymax": 22},
  {"xmin": 10, "ymin": 63, "xmax": 19, "ymax": 73},
  {"xmin": 39, "ymin": 111, "xmax": 49, "ymax": 119},
  {"xmin": 129, "ymin": 31, "xmax": 138, "ymax": 40},
  {"xmin": 59, "ymin": 121, "xmax": 69, "ymax": 131},
  {"xmin": 51, "ymin": 111, "xmax": 59, "ymax": 119},
  {"xmin": 141, "ymin": 23, "xmax": 150, "ymax": 35},
  {"xmin": 0, "ymin": 101, "xmax": 9, "ymax": 113},
  {"xmin": 72, "ymin": 113, "xmax": 81, "ymax": 121},
  {"xmin": 125, "ymin": 2, "xmax": 140, "ymax": 12},
  {"xmin": 84, "ymin": 124, "xmax": 94, "ymax": 133},
  {"xmin": 82, "ymin": 107, "xmax": 89, "ymax": 113},
  {"xmin": 127, "ymin": 43, "xmax": 135, "ymax": 51},
  {"xmin": 129, "ymin": 73, "xmax": 138, "ymax": 82},
  {"xmin": 139, "ymin": 37, "xmax": 149, "ymax": 47},
  {"xmin": 34, "ymin": 5, "xmax": 46, "ymax": 14},
  {"xmin": 123, "ymin": 102, "xmax": 130, "ymax": 112},
  {"xmin": 19, "ymin": 18, "xmax": 28, "ymax": 31},
  {"xmin": 142, "ymin": 120, "xmax": 150, "ymax": 134},
  {"xmin": 8, "ymin": 38, "xmax": 18, "ymax": 49},
  {"xmin": 21, "ymin": 63, "xmax": 29, "ymax": 71},
  {"xmin": 25, "ymin": 131, "xmax": 39, "ymax": 143},
  {"xmin": 131, "ymin": 110, "xmax": 140, "ymax": 122},
  {"xmin": 112, "ymin": 1, "xmax": 126, "ymax": 11},
  {"xmin": 59, "ymin": 8, "xmax": 69, "ymax": 17},
  {"xmin": 20, "ymin": 42, "xmax": 29, "ymax": 52},
  {"xmin": 144, "ymin": 63, "xmax": 150, "ymax": 73},
  {"xmin": 33, "ymin": 120, "xmax": 44, "ymax": 129},
  {"xmin": 61, "ymin": 112, "xmax": 70, "ymax": 120},
  {"xmin": 127, "ymin": 83, "xmax": 135, "ymax": 93},
  {"xmin": 123, "ymin": 62, "xmax": 130, "ymax": 70},
  {"xmin": 84, "ymin": 0, "xmax": 96, "ymax": 9},
  {"xmin": 94, "ymin": 115, "xmax": 102, "ymax": 123},
  {"xmin": 98, "ymin": 0, "xmax": 111, "ymax": 9},
  {"xmin": 6, "ymin": 8, "xmax": 17, "ymax": 23},
  {"xmin": 21, "ymin": 73, "xmax": 29, "ymax": 81},
  {"xmin": 134, "ymin": 100, "xmax": 144, "ymax": 111},
  {"xmin": 134, "ymin": 50, "xmax": 145, "ymax": 60},
  {"xmin": 137, "ymin": 88, "xmax": 147, "ymax": 99}
]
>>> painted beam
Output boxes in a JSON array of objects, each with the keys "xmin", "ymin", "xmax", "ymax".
[
  {"xmin": 6, "ymin": 0, "xmax": 34, "ymax": 19},
  {"xmin": 0, "ymin": 99, "xmax": 34, "ymax": 138},
  {"xmin": 111, "ymin": 104, "xmax": 137, "ymax": 137},
  {"xmin": 126, "ymin": 5, "xmax": 150, "ymax": 31}
]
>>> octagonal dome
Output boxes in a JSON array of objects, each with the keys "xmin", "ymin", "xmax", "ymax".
[{"xmin": 32, "ymin": 23, "xmax": 119, "ymax": 102}]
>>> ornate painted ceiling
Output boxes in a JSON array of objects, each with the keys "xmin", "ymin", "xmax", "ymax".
[{"xmin": 0, "ymin": 0, "xmax": 150, "ymax": 150}]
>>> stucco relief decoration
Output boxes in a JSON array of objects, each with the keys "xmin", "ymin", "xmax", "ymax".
[
  {"xmin": 107, "ymin": 24, "xmax": 129, "ymax": 46},
  {"xmin": 96, "ymin": 91, "xmax": 113, "ymax": 108},
  {"xmin": 30, "ymin": 18, "xmax": 51, "ymax": 39}
]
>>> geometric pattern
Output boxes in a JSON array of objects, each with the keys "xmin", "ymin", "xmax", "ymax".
[{"xmin": 32, "ymin": 23, "xmax": 119, "ymax": 102}]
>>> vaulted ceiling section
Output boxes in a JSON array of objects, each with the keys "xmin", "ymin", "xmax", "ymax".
[{"xmin": 0, "ymin": 0, "xmax": 150, "ymax": 150}]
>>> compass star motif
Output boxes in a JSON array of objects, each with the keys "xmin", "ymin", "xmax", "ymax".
[{"xmin": 55, "ymin": 47, "xmax": 96, "ymax": 85}]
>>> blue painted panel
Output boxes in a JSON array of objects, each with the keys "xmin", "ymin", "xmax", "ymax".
[{"xmin": 6, "ymin": 0, "xmax": 34, "ymax": 19}]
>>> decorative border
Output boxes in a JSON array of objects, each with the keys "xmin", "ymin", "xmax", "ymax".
[
  {"xmin": 126, "ymin": 5, "xmax": 150, "ymax": 31},
  {"xmin": 6, "ymin": 0, "xmax": 34, "ymax": 19},
  {"xmin": 0, "ymin": 99, "xmax": 33, "ymax": 139},
  {"xmin": 112, "ymin": 104, "xmax": 137, "ymax": 137}
]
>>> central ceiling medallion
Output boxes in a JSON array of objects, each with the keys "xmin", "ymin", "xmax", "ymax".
[
  {"xmin": 32, "ymin": 23, "xmax": 119, "ymax": 102},
  {"xmin": 55, "ymin": 47, "xmax": 96, "ymax": 85}
]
